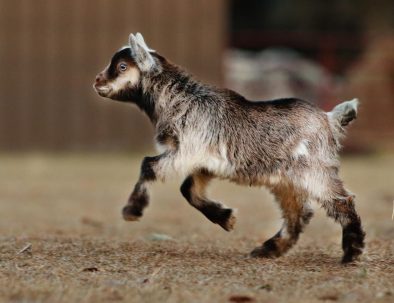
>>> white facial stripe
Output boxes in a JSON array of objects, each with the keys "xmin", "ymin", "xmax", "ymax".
[{"xmin": 109, "ymin": 67, "xmax": 140, "ymax": 93}]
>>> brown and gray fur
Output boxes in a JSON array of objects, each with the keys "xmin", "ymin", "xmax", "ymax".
[{"xmin": 94, "ymin": 33, "xmax": 365, "ymax": 263}]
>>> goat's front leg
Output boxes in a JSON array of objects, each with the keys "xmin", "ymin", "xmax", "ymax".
[
  {"xmin": 180, "ymin": 171, "xmax": 236, "ymax": 231},
  {"xmin": 122, "ymin": 155, "xmax": 167, "ymax": 221}
]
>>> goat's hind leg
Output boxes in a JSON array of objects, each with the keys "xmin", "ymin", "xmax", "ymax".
[
  {"xmin": 251, "ymin": 187, "xmax": 313, "ymax": 258},
  {"xmin": 180, "ymin": 171, "xmax": 236, "ymax": 231},
  {"xmin": 321, "ymin": 180, "xmax": 365, "ymax": 263}
]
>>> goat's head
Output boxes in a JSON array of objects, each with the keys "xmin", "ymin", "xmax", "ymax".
[{"xmin": 93, "ymin": 33, "xmax": 160, "ymax": 102}]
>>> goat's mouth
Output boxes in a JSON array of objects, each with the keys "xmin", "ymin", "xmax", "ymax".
[{"xmin": 94, "ymin": 84, "xmax": 112, "ymax": 97}]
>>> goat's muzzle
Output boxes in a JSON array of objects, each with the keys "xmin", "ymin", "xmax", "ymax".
[{"xmin": 93, "ymin": 73, "xmax": 112, "ymax": 97}]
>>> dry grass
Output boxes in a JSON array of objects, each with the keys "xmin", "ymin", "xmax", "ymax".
[{"xmin": 0, "ymin": 153, "xmax": 393, "ymax": 303}]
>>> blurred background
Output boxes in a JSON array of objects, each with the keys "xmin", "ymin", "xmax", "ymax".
[
  {"xmin": 0, "ymin": 0, "xmax": 393, "ymax": 152},
  {"xmin": 1, "ymin": 2, "xmax": 393, "ymax": 301}
]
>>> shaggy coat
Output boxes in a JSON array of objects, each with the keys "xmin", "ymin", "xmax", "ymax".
[{"xmin": 94, "ymin": 33, "xmax": 365, "ymax": 263}]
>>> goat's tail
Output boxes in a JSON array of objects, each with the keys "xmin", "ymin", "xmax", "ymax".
[
  {"xmin": 329, "ymin": 98, "xmax": 359, "ymax": 127},
  {"xmin": 327, "ymin": 98, "xmax": 359, "ymax": 143}
]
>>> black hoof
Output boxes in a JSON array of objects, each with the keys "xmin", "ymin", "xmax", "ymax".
[
  {"xmin": 123, "ymin": 189, "xmax": 149, "ymax": 221},
  {"xmin": 201, "ymin": 206, "xmax": 236, "ymax": 231},
  {"xmin": 250, "ymin": 238, "xmax": 281, "ymax": 258},
  {"xmin": 122, "ymin": 205, "xmax": 143, "ymax": 221},
  {"xmin": 341, "ymin": 223, "xmax": 365, "ymax": 264},
  {"xmin": 217, "ymin": 208, "xmax": 237, "ymax": 231},
  {"xmin": 341, "ymin": 239, "xmax": 364, "ymax": 264},
  {"xmin": 341, "ymin": 249, "xmax": 363, "ymax": 264}
]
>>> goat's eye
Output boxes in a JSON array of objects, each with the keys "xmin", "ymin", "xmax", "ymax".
[{"xmin": 118, "ymin": 63, "xmax": 127, "ymax": 72}]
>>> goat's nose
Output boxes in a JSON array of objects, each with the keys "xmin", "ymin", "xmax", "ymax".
[{"xmin": 95, "ymin": 73, "xmax": 103, "ymax": 83}]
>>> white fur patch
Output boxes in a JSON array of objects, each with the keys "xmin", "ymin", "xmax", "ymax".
[
  {"xmin": 268, "ymin": 175, "xmax": 282, "ymax": 185},
  {"xmin": 280, "ymin": 222, "xmax": 290, "ymax": 239},
  {"xmin": 157, "ymin": 138, "xmax": 235, "ymax": 180},
  {"xmin": 296, "ymin": 170, "xmax": 328, "ymax": 199},
  {"xmin": 293, "ymin": 140, "xmax": 309, "ymax": 158},
  {"xmin": 155, "ymin": 142, "xmax": 168, "ymax": 154},
  {"xmin": 109, "ymin": 67, "xmax": 140, "ymax": 93}
]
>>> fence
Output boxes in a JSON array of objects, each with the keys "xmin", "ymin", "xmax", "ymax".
[{"xmin": 0, "ymin": 0, "xmax": 227, "ymax": 151}]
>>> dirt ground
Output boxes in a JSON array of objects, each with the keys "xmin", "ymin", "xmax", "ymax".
[{"xmin": 0, "ymin": 153, "xmax": 393, "ymax": 303}]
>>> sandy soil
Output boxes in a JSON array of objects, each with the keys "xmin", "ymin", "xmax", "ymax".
[{"xmin": 0, "ymin": 153, "xmax": 393, "ymax": 303}]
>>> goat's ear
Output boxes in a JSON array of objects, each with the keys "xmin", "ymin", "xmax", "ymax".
[
  {"xmin": 129, "ymin": 33, "xmax": 156, "ymax": 72},
  {"xmin": 135, "ymin": 33, "xmax": 155, "ymax": 52}
]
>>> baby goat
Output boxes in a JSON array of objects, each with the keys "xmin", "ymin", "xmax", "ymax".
[{"xmin": 93, "ymin": 33, "xmax": 365, "ymax": 263}]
